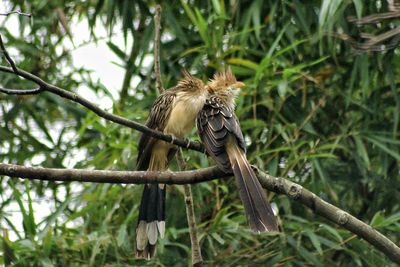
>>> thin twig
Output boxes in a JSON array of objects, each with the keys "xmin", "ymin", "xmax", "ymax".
[
  {"xmin": 0, "ymin": 32, "xmax": 204, "ymax": 152},
  {"xmin": 0, "ymin": 86, "xmax": 42, "ymax": 95},
  {"xmin": 0, "ymin": 34, "xmax": 18, "ymax": 72},
  {"xmin": 154, "ymin": 5, "xmax": 163, "ymax": 94},
  {"xmin": 347, "ymin": 11, "xmax": 400, "ymax": 25},
  {"xmin": 0, "ymin": 162, "xmax": 399, "ymax": 264},
  {"xmin": 0, "ymin": 10, "xmax": 31, "ymax": 17},
  {"xmin": 177, "ymin": 152, "xmax": 204, "ymax": 267}
]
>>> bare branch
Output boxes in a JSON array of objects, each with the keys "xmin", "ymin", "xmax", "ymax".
[
  {"xmin": 327, "ymin": 29, "xmax": 400, "ymax": 52},
  {"xmin": 347, "ymin": 11, "xmax": 400, "ymax": 25},
  {"xmin": 0, "ymin": 34, "xmax": 18, "ymax": 72},
  {"xmin": 0, "ymin": 65, "xmax": 204, "ymax": 152},
  {"xmin": 0, "ymin": 163, "xmax": 225, "ymax": 184},
  {"xmin": 0, "ymin": 10, "xmax": 31, "ymax": 17},
  {"xmin": 0, "ymin": 162, "xmax": 399, "ymax": 264},
  {"xmin": 154, "ymin": 5, "xmax": 163, "ymax": 94},
  {"xmin": 0, "ymin": 31, "xmax": 204, "ymax": 151},
  {"xmin": 0, "ymin": 86, "xmax": 42, "ymax": 95},
  {"xmin": 177, "ymin": 152, "xmax": 204, "ymax": 267}
]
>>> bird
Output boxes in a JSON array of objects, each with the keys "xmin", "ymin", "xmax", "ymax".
[
  {"xmin": 197, "ymin": 69, "xmax": 279, "ymax": 233},
  {"xmin": 136, "ymin": 71, "xmax": 208, "ymax": 259}
]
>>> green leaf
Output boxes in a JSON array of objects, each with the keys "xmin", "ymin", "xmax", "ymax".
[
  {"xmin": 106, "ymin": 41, "xmax": 126, "ymax": 61},
  {"xmin": 365, "ymin": 136, "xmax": 400, "ymax": 161},
  {"xmin": 227, "ymin": 58, "xmax": 258, "ymax": 70},
  {"xmin": 304, "ymin": 229, "xmax": 323, "ymax": 255},
  {"xmin": 211, "ymin": 232, "xmax": 225, "ymax": 245}
]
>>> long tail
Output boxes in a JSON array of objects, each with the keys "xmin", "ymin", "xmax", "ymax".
[
  {"xmin": 136, "ymin": 183, "xmax": 166, "ymax": 259},
  {"xmin": 136, "ymin": 149, "xmax": 167, "ymax": 260},
  {"xmin": 226, "ymin": 140, "xmax": 278, "ymax": 233}
]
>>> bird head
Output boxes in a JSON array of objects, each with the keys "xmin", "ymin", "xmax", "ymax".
[
  {"xmin": 178, "ymin": 70, "xmax": 207, "ymax": 95},
  {"xmin": 206, "ymin": 68, "xmax": 245, "ymax": 109}
]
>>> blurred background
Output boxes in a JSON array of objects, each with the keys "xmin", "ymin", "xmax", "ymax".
[{"xmin": 0, "ymin": 0, "xmax": 399, "ymax": 266}]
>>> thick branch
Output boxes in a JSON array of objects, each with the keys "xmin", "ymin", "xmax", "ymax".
[
  {"xmin": 0, "ymin": 162, "xmax": 399, "ymax": 264},
  {"xmin": 0, "ymin": 163, "xmax": 226, "ymax": 184},
  {"xmin": 255, "ymin": 169, "xmax": 400, "ymax": 264},
  {"xmin": 0, "ymin": 65, "xmax": 204, "ymax": 152}
]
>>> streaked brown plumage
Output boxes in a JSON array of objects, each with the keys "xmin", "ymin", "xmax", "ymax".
[
  {"xmin": 197, "ymin": 69, "xmax": 278, "ymax": 233},
  {"xmin": 136, "ymin": 72, "xmax": 207, "ymax": 259}
]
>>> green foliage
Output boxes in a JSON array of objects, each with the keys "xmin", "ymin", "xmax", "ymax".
[{"xmin": 1, "ymin": 0, "xmax": 399, "ymax": 266}]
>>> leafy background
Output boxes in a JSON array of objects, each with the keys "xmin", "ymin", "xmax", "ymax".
[{"xmin": 1, "ymin": 0, "xmax": 399, "ymax": 266}]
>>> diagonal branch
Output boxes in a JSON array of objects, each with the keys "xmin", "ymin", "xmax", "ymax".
[
  {"xmin": 0, "ymin": 162, "xmax": 399, "ymax": 264},
  {"xmin": 347, "ymin": 11, "xmax": 400, "ymax": 25},
  {"xmin": 0, "ymin": 34, "xmax": 18, "ymax": 72},
  {"xmin": 0, "ymin": 10, "xmax": 31, "ymax": 17},
  {"xmin": 0, "ymin": 65, "xmax": 204, "ymax": 153}
]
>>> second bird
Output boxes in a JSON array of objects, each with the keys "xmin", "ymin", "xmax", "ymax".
[{"xmin": 197, "ymin": 69, "xmax": 278, "ymax": 233}]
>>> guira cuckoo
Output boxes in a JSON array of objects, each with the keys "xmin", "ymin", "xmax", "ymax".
[
  {"xmin": 197, "ymin": 70, "xmax": 279, "ymax": 232},
  {"xmin": 135, "ymin": 72, "xmax": 207, "ymax": 259}
]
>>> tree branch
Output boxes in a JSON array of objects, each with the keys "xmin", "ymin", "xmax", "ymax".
[
  {"xmin": 331, "ymin": 9, "xmax": 400, "ymax": 52},
  {"xmin": 347, "ymin": 11, "xmax": 400, "ymax": 25},
  {"xmin": 0, "ymin": 162, "xmax": 399, "ymax": 263},
  {"xmin": 255, "ymin": 169, "xmax": 400, "ymax": 264},
  {"xmin": 0, "ymin": 86, "xmax": 42, "ymax": 95},
  {"xmin": 154, "ymin": 5, "xmax": 163, "ymax": 94},
  {"xmin": 0, "ymin": 65, "xmax": 204, "ymax": 152},
  {"xmin": 0, "ymin": 163, "xmax": 226, "ymax": 184},
  {"xmin": 0, "ymin": 33, "xmax": 204, "ymax": 152},
  {"xmin": 0, "ymin": 10, "xmax": 31, "ymax": 17},
  {"xmin": 177, "ymin": 151, "xmax": 204, "ymax": 267},
  {"xmin": 0, "ymin": 34, "xmax": 18, "ymax": 72}
]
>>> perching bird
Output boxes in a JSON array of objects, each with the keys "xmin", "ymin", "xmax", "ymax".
[
  {"xmin": 197, "ymin": 69, "xmax": 278, "ymax": 233},
  {"xmin": 135, "ymin": 72, "xmax": 208, "ymax": 259}
]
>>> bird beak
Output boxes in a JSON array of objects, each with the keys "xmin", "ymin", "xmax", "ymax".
[{"xmin": 233, "ymin": 81, "xmax": 245, "ymax": 89}]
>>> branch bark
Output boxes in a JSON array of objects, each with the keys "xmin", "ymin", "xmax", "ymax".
[
  {"xmin": 0, "ymin": 10, "xmax": 31, "ymax": 17},
  {"xmin": 177, "ymin": 152, "xmax": 204, "ymax": 267},
  {"xmin": 0, "ymin": 162, "xmax": 399, "ymax": 264},
  {"xmin": 0, "ymin": 33, "xmax": 203, "ymax": 151},
  {"xmin": 154, "ymin": 5, "xmax": 163, "ymax": 94},
  {"xmin": 0, "ymin": 65, "xmax": 204, "ymax": 153}
]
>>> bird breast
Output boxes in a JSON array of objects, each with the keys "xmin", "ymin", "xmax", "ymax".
[{"xmin": 164, "ymin": 91, "xmax": 207, "ymax": 138}]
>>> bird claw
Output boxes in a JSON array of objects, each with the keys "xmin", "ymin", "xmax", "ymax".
[
  {"xmin": 169, "ymin": 135, "xmax": 176, "ymax": 145},
  {"xmin": 185, "ymin": 138, "xmax": 191, "ymax": 148}
]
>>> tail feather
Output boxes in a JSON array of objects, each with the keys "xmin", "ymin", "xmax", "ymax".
[
  {"xmin": 135, "ymin": 183, "xmax": 166, "ymax": 259},
  {"xmin": 227, "ymin": 142, "xmax": 278, "ymax": 232}
]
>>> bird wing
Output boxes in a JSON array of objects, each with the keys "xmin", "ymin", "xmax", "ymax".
[
  {"xmin": 197, "ymin": 96, "xmax": 246, "ymax": 172},
  {"xmin": 137, "ymin": 89, "xmax": 177, "ymax": 170}
]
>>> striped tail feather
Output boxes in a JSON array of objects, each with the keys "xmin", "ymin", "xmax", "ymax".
[
  {"xmin": 135, "ymin": 183, "xmax": 166, "ymax": 259},
  {"xmin": 227, "ymin": 143, "xmax": 278, "ymax": 232}
]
